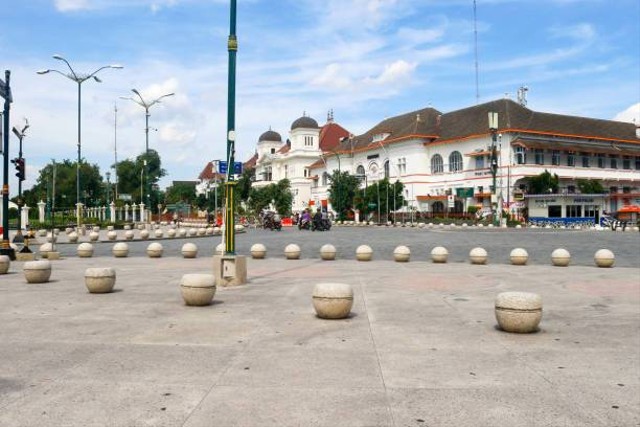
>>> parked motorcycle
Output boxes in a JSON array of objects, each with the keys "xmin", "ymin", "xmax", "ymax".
[
  {"xmin": 312, "ymin": 218, "xmax": 332, "ymax": 231},
  {"xmin": 262, "ymin": 212, "xmax": 282, "ymax": 231}
]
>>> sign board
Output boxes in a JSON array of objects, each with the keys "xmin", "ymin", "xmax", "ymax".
[
  {"xmin": 455, "ymin": 187, "xmax": 474, "ymax": 198},
  {"xmin": 218, "ymin": 161, "xmax": 243, "ymax": 174},
  {"xmin": 119, "ymin": 193, "xmax": 132, "ymax": 201},
  {"xmin": 447, "ymin": 194, "xmax": 455, "ymax": 208}
]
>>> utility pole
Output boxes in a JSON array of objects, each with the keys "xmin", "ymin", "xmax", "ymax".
[
  {"xmin": 1, "ymin": 70, "xmax": 15, "ymax": 259},
  {"xmin": 224, "ymin": 0, "xmax": 238, "ymax": 255}
]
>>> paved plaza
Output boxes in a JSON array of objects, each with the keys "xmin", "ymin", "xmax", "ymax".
[{"xmin": 1, "ymin": 226, "xmax": 639, "ymax": 426}]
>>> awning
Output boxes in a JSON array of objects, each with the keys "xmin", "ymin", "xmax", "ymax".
[
  {"xmin": 464, "ymin": 149, "xmax": 499, "ymax": 157},
  {"xmin": 618, "ymin": 205, "xmax": 640, "ymax": 213}
]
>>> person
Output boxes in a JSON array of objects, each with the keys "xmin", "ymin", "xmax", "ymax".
[
  {"xmin": 313, "ymin": 208, "xmax": 322, "ymax": 230},
  {"xmin": 300, "ymin": 209, "xmax": 311, "ymax": 229}
]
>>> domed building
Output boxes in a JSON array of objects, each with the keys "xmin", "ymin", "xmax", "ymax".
[{"xmin": 250, "ymin": 111, "xmax": 350, "ymax": 212}]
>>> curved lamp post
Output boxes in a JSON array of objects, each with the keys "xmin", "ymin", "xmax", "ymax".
[
  {"xmin": 37, "ymin": 55, "xmax": 123, "ymax": 228},
  {"xmin": 120, "ymin": 89, "xmax": 174, "ymax": 221}
]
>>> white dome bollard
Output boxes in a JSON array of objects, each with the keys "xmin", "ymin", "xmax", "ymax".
[
  {"xmin": 469, "ymin": 247, "xmax": 488, "ymax": 265},
  {"xmin": 320, "ymin": 244, "xmax": 337, "ymax": 260},
  {"xmin": 107, "ymin": 230, "xmax": 117, "ymax": 241},
  {"xmin": 197, "ymin": 228, "xmax": 206, "ymax": 236},
  {"xmin": 551, "ymin": 248, "xmax": 571, "ymax": 267},
  {"xmin": 355, "ymin": 245, "xmax": 373, "ymax": 262},
  {"xmin": 23, "ymin": 260, "xmax": 52, "ymax": 284},
  {"xmin": 154, "ymin": 229, "xmax": 164, "ymax": 239},
  {"xmin": 178, "ymin": 228, "xmax": 187, "ymax": 237},
  {"xmin": 312, "ymin": 283, "xmax": 354, "ymax": 319},
  {"xmin": 89, "ymin": 231, "xmax": 99, "ymax": 242},
  {"xmin": 181, "ymin": 243, "xmax": 198, "ymax": 259},
  {"xmin": 77, "ymin": 243, "xmax": 94, "ymax": 258},
  {"xmin": 188, "ymin": 228, "xmax": 198, "ymax": 237},
  {"xmin": 495, "ymin": 292, "xmax": 542, "ymax": 333},
  {"xmin": 180, "ymin": 273, "xmax": 216, "ymax": 306},
  {"xmin": 39, "ymin": 243, "xmax": 53, "ymax": 259},
  {"xmin": 510, "ymin": 248, "xmax": 529, "ymax": 266},
  {"xmin": 430, "ymin": 246, "xmax": 448, "ymax": 263},
  {"xmin": 68, "ymin": 232, "xmax": 79, "ymax": 243},
  {"xmin": 285, "ymin": 244, "xmax": 301, "ymax": 260},
  {"xmin": 215, "ymin": 243, "xmax": 225, "ymax": 255},
  {"xmin": 594, "ymin": 249, "xmax": 615, "ymax": 268},
  {"xmin": 139, "ymin": 229, "xmax": 149, "ymax": 240},
  {"xmin": 146, "ymin": 242, "xmax": 163, "ymax": 258},
  {"xmin": 84, "ymin": 267, "xmax": 116, "ymax": 293},
  {"xmin": 112, "ymin": 242, "xmax": 129, "ymax": 258},
  {"xmin": 393, "ymin": 245, "xmax": 410, "ymax": 262},
  {"xmin": 167, "ymin": 229, "xmax": 176, "ymax": 238},
  {"xmin": 250, "ymin": 243, "xmax": 267, "ymax": 259},
  {"xmin": 124, "ymin": 230, "xmax": 134, "ymax": 240}
]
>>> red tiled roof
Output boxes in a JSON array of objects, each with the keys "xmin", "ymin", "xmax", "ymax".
[
  {"xmin": 277, "ymin": 143, "xmax": 291, "ymax": 154},
  {"xmin": 198, "ymin": 162, "xmax": 226, "ymax": 181},
  {"xmin": 320, "ymin": 122, "xmax": 350, "ymax": 152},
  {"xmin": 243, "ymin": 153, "xmax": 258, "ymax": 169},
  {"xmin": 308, "ymin": 159, "xmax": 324, "ymax": 169}
]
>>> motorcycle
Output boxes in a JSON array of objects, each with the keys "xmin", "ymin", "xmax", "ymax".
[
  {"xmin": 298, "ymin": 218, "xmax": 311, "ymax": 230},
  {"xmin": 262, "ymin": 213, "xmax": 282, "ymax": 231},
  {"xmin": 312, "ymin": 218, "xmax": 332, "ymax": 231}
]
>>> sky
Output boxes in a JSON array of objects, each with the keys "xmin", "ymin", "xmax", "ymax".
[{"xmin": 1, "ymin": 0, "xmax": 639, "ymax": 194}]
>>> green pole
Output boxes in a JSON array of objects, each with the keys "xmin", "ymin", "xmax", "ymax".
[{"xmin": 224, "ymin": 0, "xmax": 238, "ymax": 255}]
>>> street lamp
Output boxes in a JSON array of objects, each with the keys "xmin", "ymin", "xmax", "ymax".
[
  {"xmin": 488, "ymin": 111, "xmax": 499, "ymax": 226},
  {"xmin": 11, "ymin": 118, "xmax": 29, "ymax": 243},
  {"xmin": 106, "ymin": 171, "xmax": 111, "ymax": 205},
  {"xmin": 120, "ymin": 89, "xmax": 174, "ymax": 220},
  {"xmin": 38, "ymin": 55, "xmax": 123, "ymax": 229}
]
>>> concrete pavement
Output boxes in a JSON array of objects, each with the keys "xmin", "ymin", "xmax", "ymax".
[{"xmin": 0, "ymin": 228, "xmax": 639, "ymax": 426}]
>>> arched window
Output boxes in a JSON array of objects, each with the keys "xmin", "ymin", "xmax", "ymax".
[
  {"xmin": 356, "ymin": 165, "xmax": 365, "ymax": 176},
  {"xmin": 322, "ymin": 172, "xmax": 329, "ymax": 186},
  {"xmin": 449, "ymin": 151, "xmax": 463, "ymax": 172},
  {"xmin": 431, "ymin": 154, "xmax": 443, "ymax": 174},
  {"xmin": 432, "ymin": 201, "xmax": 445, "ymax": 213},
  {"xmin": 383, "ymin": 160, "xmax": 390, "ymax": 178}
]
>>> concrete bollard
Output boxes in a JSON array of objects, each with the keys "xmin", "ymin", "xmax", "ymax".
[
  {"xmin": 250, "ymin": 243, "xmax": 267, "ymax": 259},
  {"xmin": 140, "ymin": 229, "xmax": 149, "ymax": 240},
  {"xmin": 393, "ymin": 245, "xmax": 410, "ymax": 262},
  {"xmin": 510, "ymin": 248, "xmax": 529, "ymax": 266},
  {"xmin": 124, "ymin": 230, "xmax": 134, "ymax": 240},
  {"xmin": 430, "ymin": 246, "xmax": 448, "ymax": 263},
  {"xmin": 180, "ymin": 273, "xmax": 216, "ymax": 306},
  {"xmin": 495, "ymin": 292, "xmax": 542, "ymax": 333},
  {"xmin": 215, "ymin": 243, "xmax": 224, "ymax": 255},
  {"xmin": 154, "ymin": 229, "xmax": 164, "ymax": 239},
  {"xmin": 551, "ymin": 248, "xmax": 571, "ymax": 267},
  {"xmin": 167, "ymin": 229, "xmax": 176, "ymax": 238},
  {"xmin": 0, "ymin": 255, "xmax": 10, "ymax": 274},
  {"xmin": 107, "ymin": 230, "xmax": 117, "ymax": 241},
  {"xmin": 594, "ymin": 249, "xmax": 615, "ymax": 268},
  {"xmin": 178, "ymin": 228, "xmax": 187, "ymax": 238},
  {"xmin": 469, "ymin": 247, "xmax": 488, "ymax": 265},
  {"xmin": 112, "ymin": 242, "xmax": 129, "ymax": 258},
  {"xmin": 77, "ymin": 243, "xmax": 94, "ymax": 258},
  {"xmin": 320, "ymin": 244, "xmax": 337, "ymax": 260},
  {"xmin": 355, "ymin": 245, "xmax": 373, "ymax": 262},
  {"xmin": 312, "ymin": 282, "xmax": 354, "ymax": 319},
  {"xmin": 285, "ymin": 244, "xmax": 301, "ymax": 260},
  {"xmin": 146, "ymin": 242, "xmax": 163, "ymax": 258},
  {"xmin": 84, "ymin": 267, "xmax": 116, "ymax": 293},
  {"xmin": 23, "ymin": 260, "xmax": 52, "ymax": 284},
  {"xmin": 68, "ymin": 232, "xmax": 79, "ymax": 243},
  {"xmin": 181, "ymin": 243, "xmax": 198, "ymax": 259},
  {"xmin": 89, "ymin": 231, "xmax": 99, "ymax": 242}
]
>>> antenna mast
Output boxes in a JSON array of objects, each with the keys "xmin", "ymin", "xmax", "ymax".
[{"xmin": 473, "ymin": 0, "xmax": 480, "ymax": 104}]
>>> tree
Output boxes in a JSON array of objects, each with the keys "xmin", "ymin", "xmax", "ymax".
[
  {"xmin": 115, "ymin": 149, "xmax": 166, "ymax": 207},
  {"xmin": 248, "ymin": 185, "xmax": 275, "ymax": 214},
  {"xmin": 20, "ymin": 159, "xmax": 104, "ymax": 209},
  {"xmin": 236, "ymin": 167, "xmax": 255, "ymax": 202},
  {"xmin": 115, "ymin": 159, "xmax": 142, "ymax": 202},
  {"xmin": 273, "ymin": 179, "xmax": 293, "ymax": 216},
  {"xmin": 165, "ymin": 182, "xmax": 196, "ymax": 205},
  {"xmin": 327, "ymin": 171, "xmax": 361, "ymax": 220},
  {"xmin": 528, "ymin": 170, "xmax": 559, "ymax": 194},
  {"xmin": 577, "ymin": 179, "xmax": 605, "ymax": 194}
]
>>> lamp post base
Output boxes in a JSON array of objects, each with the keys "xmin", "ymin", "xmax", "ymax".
[{"xmin": 213, "ymin": 254, "xmax": 247, "ymax": 287}]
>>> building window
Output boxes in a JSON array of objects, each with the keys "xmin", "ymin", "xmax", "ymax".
[
  {"xmin": 635, "ymin": 156, "xmax": 640, "ymax": 170},
  {"xmin": 567, "ymin": 151, "xmax": 575, "ymax": 167},
  {"xmin": 566, "ymin": 205, "xmax": 582, "ymax": 218},
  {"xmin": 548, "ymin": 205, "xmax": 562, "ymax": 217},
  {"xmin": 597, "ymin": 154, "xmax": 606, "ymax": 168},
  {"xmin": 270, "ymin": 148, "xmax": 276, "ymax": 154},
  {"xmin": 534, "ymin": 149, "xmax": 544, "ymax": 165},
  {"xmin": 304, "ymin": 168, "xmax": 308, "ymax": 178},
  {"xmin": 397, "ymin": 157, "xmax": 407, "ymax": 174},
  {"xmin": 431, "ymin": 154, "xmax": 443, "ymax": 174},
  {"xmin": 584, "ymin": 205, "xmax": 597, "ymax": 217},
  {"xmin": 449, "ymin": 151, "xmax": 463, "ymax": 172},
  {"xmin": 622, "ymin": 156, "xmax": 631, "ymax": 170},
  {"xmin": 356, "ymin": 165, "xmax": 365, "ymax": 176},
  {"xmin": 475, "ymin": 156, "xmax": 485, "ymax": 169},
  {"xmin": 581, "ymin": 153, "xmax": 590, "ymax": 168},
  {"xmin": 567, "ymin": 185, "xmax": 576, "ymax": 194},
  {"xmin": 304, "ymin": 136, "xmax": 313, "ymax": 146},
  {"xmin": 383, "ymin": 160, "xmax": 390, "ymax": 178},
  {"xmin": 551, "ymin": 150, "xmax": 560, "ymax": 166},
  {"xmin": 265, "ymin": 166, "xmax": 272, "ymax": 181},
  {"xmin": 515, "ymin": 146, "xmax": 526, "ymax": 164},
  {"xmin": 322, "ymin": 172, "xmax": 328, "ymax": 186},
  {"xmin": 610, "ymin": 155, "xmax": 618, "ymax": 169}
]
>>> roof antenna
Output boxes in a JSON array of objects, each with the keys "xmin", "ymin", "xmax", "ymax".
[
  {"xmin": 517, "ymin": 86, "xmax": 529, "ymax": 107},
  {"xmin": 327, "ymin": 109, "xmax": 334, "ymax": 123}
]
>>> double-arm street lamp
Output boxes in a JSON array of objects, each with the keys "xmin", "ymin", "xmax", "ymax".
[
  {"xmin": 120, "ymin": 89, "xmax": 174, "ymax": 220},
  {"xmin": 11, "ymin": 119, "xmax": 29, "ymax": 243},
  {"xmin": 38, "ymin": 55, "xmax": 123, "ymax": 228}
]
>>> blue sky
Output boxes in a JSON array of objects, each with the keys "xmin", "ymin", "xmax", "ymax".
[{"xmin": 2, "ymin": 0, "xmax": 639, "ymax": 192}]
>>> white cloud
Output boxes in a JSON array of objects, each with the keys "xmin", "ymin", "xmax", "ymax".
[
  {"xmin": 365, "ymin": 60, "xmax": 417, "ymax": 86},
  {"xmin": 613, "ymin": 102, "xmax": 640, "ymax": 124},
  {"xmin": 54, "ymin": 0, "xmax": 90, "ymax": 11},
  {"xmin": 311, "ymin": 64, "xmax": 353, "ymax": 90},
  {"xmin": 549, "ymin": 23, "xmax": 597, "ymax": 41}
]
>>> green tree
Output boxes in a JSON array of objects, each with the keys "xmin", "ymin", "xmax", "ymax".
[
  {"xmin": 115, "ymin": 159, "xmax": 142, "ymax": 202},
  {"xmin": 327, "ymin": 171, "xmax": 361, "ymax": 220},
  {"xmin": 577, "ymin": 179, "xmax": 605, "ymax": 194},
  {"xmin": 248, "ymin": 185, "xmax": 275, "ymax": 214},
  {"xmin": 528, "ymin": 170, "xmax": 559, "ymax": 194},
  {"xmin": 273, "ymin": 179, "xmax": 293, "ymax": 216},
  {"xmin": 236, "ymin": 167, "xmax": 254, "ymax": 202},
  {"xmin": 165, "ymin": 182, "xmax": 196, "ymax": 205},
  {"xmin": 115, "ymin": 149, "xmax": 166, "ymax": 207}
]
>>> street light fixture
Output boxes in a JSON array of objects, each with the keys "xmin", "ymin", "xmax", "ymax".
[
  {"xmin": 37, "ymin": 55, "xmax": 123, "ymax": 229},
  {"xmin": 120, "ymin": 89, "xmax": 174, "ymax": 221},
  {"xmin": 11, "ymin": 118, "xmax": 28, "ymax": 243}
]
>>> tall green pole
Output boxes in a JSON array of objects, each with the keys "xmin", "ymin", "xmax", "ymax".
[
  {"xmin": 1, "ymin": 70, "xmax": 15, "ymax": 259},
  {"xmin": 224, "ymin": 0, "xmax": 238, "ymax": 255}
]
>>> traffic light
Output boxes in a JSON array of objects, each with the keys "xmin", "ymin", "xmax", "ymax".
[{"xmin": 11, "ymin": 157, "xmax": 25, "ymax": 181}]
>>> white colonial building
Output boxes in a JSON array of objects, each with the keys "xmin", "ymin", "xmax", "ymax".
[{"xmin": 309, "ymin": 98, "xmax": 640, "ymax": 224}]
